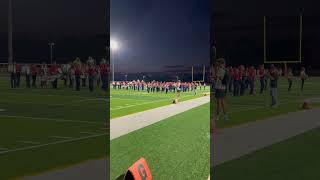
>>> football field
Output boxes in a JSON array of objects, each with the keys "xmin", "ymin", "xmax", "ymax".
[
  {"xmin": 213, "ymin": 77, "xmax": 320, "ymax": 179},
  {"xmin": 0, "ymin": 76, "xmax": 108, "ymax": 179},
  {"xmin": 110, "ymin": 87, "xmax": 210, "ymax": 179},
  {"xmin": 110, "ymin": 86, "xmax": 210, "ymax": 118},
  {"xmin": 216, "ymin": 77, "xmax": 320, "ymax": 129}
]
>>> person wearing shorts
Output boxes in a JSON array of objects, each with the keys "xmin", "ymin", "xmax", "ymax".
[{"xmin": 214, "ymin": 58, "xmax": 228, "ymax": 121}]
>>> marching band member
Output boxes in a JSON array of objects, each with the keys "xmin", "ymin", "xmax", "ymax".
[
  {"xmin": 100, "ymin": 58, "xmax": 108, "ymax": 91},
  {"xmin": 88, "ymin": 63, "xmax": 96, "ymax": 92},
  {"xmin": 8, "ymin": 62, "xmax": 16, "ymax": 88},
  {"xmin": 49, "ymin": 61, "xmax": 60, "ymax": 89},
  {"xmin": 31, "ymin": 64, "xmax": 38, "ymax": 88},
  {"xmin": 74, "ymin": 60, "xmax": 81, "ymax": 91},
  {"xmin": 16, "ymin": 62, "xmax": 22, "ymax": 87}
]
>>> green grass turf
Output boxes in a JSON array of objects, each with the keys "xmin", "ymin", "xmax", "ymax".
[
  {"xmin": 215, "ymin": 77, "xmax": 320, "ymax": 129},
  {"xmin": 213, "ymin": 128, "xmax": 320, "ymax": 179},
  {"xmin": 0, "ymin": 76, "xmax": 108, "ymax": 179},
  {"xmin": 110, "ymin": 86, "xmax": 210, "ymax": 119},
  {"xmin": 110, "ymin": 103, "xmax": 210, "ymax": 180}
]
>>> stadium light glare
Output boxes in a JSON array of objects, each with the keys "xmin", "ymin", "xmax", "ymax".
[
  {"xmin": 111, "ymin": 39, "xmax": 120, "ymax": 51},
  {"xmin": 110, "ymin": 39, "xmax": 120, "ymax": 82}
]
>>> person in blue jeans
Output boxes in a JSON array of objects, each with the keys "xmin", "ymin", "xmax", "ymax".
[{"xmin": 269, "ymin": 64, "xmax": 279, "ymax": 107}]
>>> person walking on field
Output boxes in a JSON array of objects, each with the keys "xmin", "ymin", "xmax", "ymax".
[
  {"xmin": 88, "ymin": 63, "xmax": 97, "ymax": 92},
  {"xmin": 300, "ymin": 67, "xmax": 308, "ymax": 92},
  {"xmin": 269, "ymin": 64, "xmax": 279, "ymax": 107},
  {"xmin": 214, "ymin": 58, "xmax": 228, "ymax": 121},
  {"xmin": 258, "ymin": 64, "xmax": 266, "ymax": 94},
  {"xmin": 8, "ymin": 62, "xmax": 17, "ymax": 88},
  {"xmin": 248, "ymin": 66, "xmax": 255, "ymax": 95},
  {"xmin": 286, "ymin": 67, "xmax": 294, "ymax": 92}
]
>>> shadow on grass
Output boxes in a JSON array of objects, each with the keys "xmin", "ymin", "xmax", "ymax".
[{"xmin": 115, "ymin": 174, "xmax": 125, "ymax": 180}]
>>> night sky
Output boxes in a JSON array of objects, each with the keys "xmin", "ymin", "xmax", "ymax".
[
  {"xmin": 211, "ymin": 0, "xmax": 320, "ymax": 72},
  {"xmin": 111, "ymin": 0, "xmax": 210, "ymax": 73},
  {"xmin": 0, "ymin": 0, "xmax": 108, "ymax": 63}
]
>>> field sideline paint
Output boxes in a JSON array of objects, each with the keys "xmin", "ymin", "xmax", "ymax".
[
  {"xmin": 0, "ymin": 115, "xmax": 105, "ymax": 125},
  {"xmin": 0, "ymin": 133, "xmax": 108, "ymax": 155}
]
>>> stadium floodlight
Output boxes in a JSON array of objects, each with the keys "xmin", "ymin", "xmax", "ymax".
[
  {"xmin": 110, "ymin": 39, "xmax": 120, "ymax": 82},
  {"xmin": 110, "ymin": 39, "xmax": 120, "ymax": 51}
]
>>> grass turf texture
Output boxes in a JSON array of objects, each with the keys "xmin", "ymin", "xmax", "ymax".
[
  {"xmin": 215, "ymin": 77, "xmax": 320, "ymax": 129},
  {"xmin": 110, "ymin": 86, "xmax": 210, "ymax": 119},
  {"xmin": 213, "ymin": 127, "xmax": 320, "ymax": 179},
  {"xmin": 110, "ymin": 103, "xmax": 210, "ymax": 180},
  {"xmin": 0, "ymin": 76, "xmax": 108, "ymax": 179}
]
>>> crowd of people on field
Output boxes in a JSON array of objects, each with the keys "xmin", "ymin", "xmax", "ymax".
[
  {"xmin": 7, "ymin": 57, "xmax": 109, "ymax": 92},
  {"xmin": 212, "ymin": 58, "xmax": 308, "ymax": 121},
  {"xmin": 112, "ymin": 80, "xmax": 207, "ymax": 95}
]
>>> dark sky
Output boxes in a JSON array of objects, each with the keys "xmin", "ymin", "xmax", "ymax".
[
  {"xmin": 0, "ymin": 0, "xmax": 108, "ymax": 63},
  {"xmin": 211, "ymin": 0, "xmax": 320, "ymax": 71},
  {"xmin": 111, "ymin": 0, "xmax": 210, "ymax": 73}
]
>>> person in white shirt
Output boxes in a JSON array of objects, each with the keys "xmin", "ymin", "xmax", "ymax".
[{"xmin": 214, "ymin": 58, "xmax": 228, "ymax": 121}]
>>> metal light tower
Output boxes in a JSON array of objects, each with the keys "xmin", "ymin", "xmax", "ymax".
[
  {"xmin": 8, "ymin": 0, "xmax": 13, "ymax": 65},
  {"xmin": 110, "ymin": 39, "xmax": 119, "ymax": 82},
  {"xmin": 48, "ymin": 42, "xmax": 55, "ymax": 64}
]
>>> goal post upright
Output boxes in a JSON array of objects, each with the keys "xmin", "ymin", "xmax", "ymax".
[
  {"xmin": 299, "ymin": 13, "xmax": 303, "ymax": 62},
  {"xmin": 192, "ymin": 66, "xmax": 194, "ymax": 82},
  {"xmin": 203, "ymin": 65, "xmax": 206, "ymax": 82},
  {"xmin": 264, "ymin": 16, "xmax": 266, "ymax": 63}
]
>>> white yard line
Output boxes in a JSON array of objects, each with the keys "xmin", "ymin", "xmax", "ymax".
[
  {"xmin": 111, "ymin": 94, "xmax": 197, "ymax": 111},
  {"xmin": 78, "ymin": 98, "xmax": 107, "ymax": 102},
  {"xmin": 80, "ymin": 132, "xmax": 97, "ymax": 135},
  {"xmin": 110, "ymin": 97, "xmax": 147, "ymax": 101},
  {"xmin": 19, "ymin": 141, "xmax": 40, "ymax": 145},
  {"xmin": 111, "ymin": 96, "xmax": 210, "ymax": 140},
  {"xmin": 0, "ymin": 147, "xmax": 9, "ymax": 151},
  {"xmin": 0, "ymin": 115, "xmax": 105, "ymax": 125},
  {"xmin": 0, "ymin": 133, "xmax": 108, "ymax": 155},
  {"xmin": 50, "ymin": 136, "xmax": 72, "ymax": 139},
  {"xmin": 0, "ymin": 92, "xmax": 105, "ymax": 99}
]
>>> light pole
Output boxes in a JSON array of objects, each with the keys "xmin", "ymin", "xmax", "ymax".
[
  {"xmin": 48, "ymin": 42, "xmax": 55, "ymax": 64},
  {"xmin": 8, "ymin": 0, "xmax": 13, "ymax": 65},
  {"xmin": 110, "ymin": 39, "xmax": 119, "ymax": 82},
  {"xmin": 125, "ymin": 74, "xmax": 128, "ymax": 81}
]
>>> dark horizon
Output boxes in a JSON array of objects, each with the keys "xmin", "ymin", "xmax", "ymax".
[{"xmin": 0, "ymin": 0, "xmax": 109, "ymax": 64}]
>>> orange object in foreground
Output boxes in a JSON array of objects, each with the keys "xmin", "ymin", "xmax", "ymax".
[{"xmin": 124, "ymin": 157, "xmax": 152, "ymax": 180}]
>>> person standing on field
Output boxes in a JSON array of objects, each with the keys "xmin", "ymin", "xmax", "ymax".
[
  {"xmin": 214, "ymin": 58, "xmax": 228, "ymax": 121},
  {"xmin": 269, "ymin": 64, "xmax": 279, "ymax": 107},
  {"xmin": 258, "ymin": 64, "xmax": 266, "ymax": 94},
  {"xmin": 286, "ymin": 67, "xmax": 294, "ymax": 92},
  {"xmin": 300, "ymin": 67, "xmax": 308, "ymax": 92}
]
